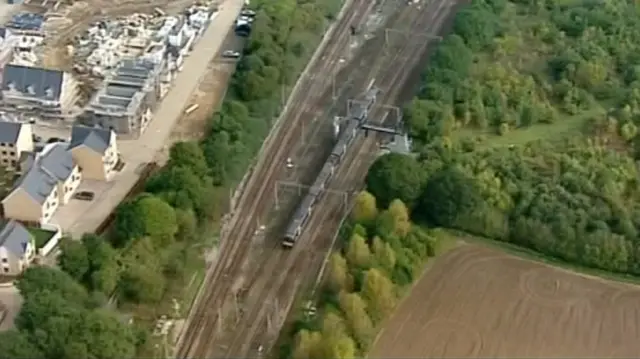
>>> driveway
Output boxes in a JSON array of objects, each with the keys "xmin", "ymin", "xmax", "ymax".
[{"xmin": 0, "ymin": 285, "xmax": 22, "ymax": 332}]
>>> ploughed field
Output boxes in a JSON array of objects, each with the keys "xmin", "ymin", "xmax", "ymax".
[{"xmin": 370, "ymin": 244, "xmax": 640, "ymax": 358}]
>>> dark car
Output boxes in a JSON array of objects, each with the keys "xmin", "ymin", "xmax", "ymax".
[
  {"xmin": 74, "ymin": 191, "xmax": 95, "ymax": 201},
  {"xmin": 47, "ymin": 137, "xmax": 66, "ymax": 144}
]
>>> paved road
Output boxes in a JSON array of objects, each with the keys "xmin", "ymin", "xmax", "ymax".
[{"xmin": 54, "ymin": 0, "xmax": 245, "ymax": 237}]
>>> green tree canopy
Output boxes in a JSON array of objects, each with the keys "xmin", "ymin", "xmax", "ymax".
[
  {"xmin": 0, "ymin": 330, "xmax": 44, "ymax": 359},
  {"xmin": 361, "ymin": 268, "xmax": 396, "ymax": 322},
  {"xmin": 351, "ymin": 191, "xmax": 378, "ymax": 225},
  {"xmin": 17, "ymin": 267, "xmax": 87, "ymax": 304},
  {"xmin": 345, "ymin": 233, "xmax": 371, "ymax": 269},
  {"xmin": 366, "ymin": 153, "xmax": 426, "ymax": 208},
  {"xmin": 419, "ymin": 166, "xmax": 483, "ymax": 226},
  {"xmin": 57, "ymin": 239, "xmax": 89, "ymax": 283},
  {"xmin": 338, "ymin": 291, "xmax": 374, "ymax": 349},
  {"xmin": 113, "ymin": 194, "xmax": 178, "ymax": 246}
]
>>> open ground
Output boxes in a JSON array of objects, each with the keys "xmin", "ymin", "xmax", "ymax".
[{"xmin": 370, "ymin": 244, "xmax": 640, "ymax": 358}]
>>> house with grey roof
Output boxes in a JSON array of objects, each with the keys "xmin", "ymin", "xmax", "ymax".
[
  {"xmin": 79, "ymin": 58, "xmax": 163, "ymax": 138},
  {"xmin": 0, "ymin": 220, "xmax": 35, "ymax": 275},
  {"xmin": 1, "ymin": 64, "xmax": 80, "ymax": 119},
  {"xmin": 0, "ymin": 120, "xmax": 34, "ymax": 171},
  {"xmin": 68, "ymin": 125, "xmax": 119, "ymax": 181},
  {"xmin": 2, "ymin": 142, "xmax": 81, "ymax": 224}
]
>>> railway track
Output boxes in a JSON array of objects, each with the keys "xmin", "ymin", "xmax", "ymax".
[
  {"xmin": 178, "ymin": 0, "xmax": 457, "ymax": 356},
  {"xmin": 219, "ymin": 0, "xmax": 457, "ymax": 357},
  {"xmin": 177, "ymin": 1, "xmax": 376, "ymax": 357}
]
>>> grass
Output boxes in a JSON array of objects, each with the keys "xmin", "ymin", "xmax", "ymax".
[
  {"xmin": 440, "ymin": 228, "xmax": 640, "ymax": 286},
  {"xmin": 452, "ymin": 108, "xmax": 601, "ymax": 150},
  {"xmin": 27, "ymin": 227, "xmax": 56, "ymax": 249}
]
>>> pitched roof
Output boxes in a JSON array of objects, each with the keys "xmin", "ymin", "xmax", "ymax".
[
  {"xmin": 12, "ymin": 143, "xmax": 75, "ymax": 204},
  {"xmin": 0, "ymin": 121, "xmax": 24, "ymax": 144},
  {"xmin": 39, "ymin": 143, "xmax": 75, "ymax": 180},
  {"xmin": 69, "ymin": 125, "xmax": 112, "ymax": 154},
  {"xmin": 2, "ymin": 64, "xmax": 65, "ymax": 101},
  {"xmin": 0, "ymin": 220, "xmax": 32, "ymax": 257}
]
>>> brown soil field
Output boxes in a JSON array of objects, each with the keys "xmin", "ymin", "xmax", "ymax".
[{"xmin": 369, "ymin": 244, "xmax": 640, "ymax": 358}]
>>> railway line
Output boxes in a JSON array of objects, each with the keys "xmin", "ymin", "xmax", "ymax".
[
  {"xmin": 176, "ymin": 0, "xmax": 377, "ymax": 357},
  {"xmin": 210, "ymin": 1, "xmax": 456, "ymax": 358},
  {"xmin": 238, "ymin": 0, "xmax": 457, "ymax": 355},
  {"xmin": 177, "ymin": 0, "xmax": 458, "ymax": 357}
]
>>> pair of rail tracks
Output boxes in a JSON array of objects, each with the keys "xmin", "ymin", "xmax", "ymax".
[{"xmin": 178, "ymin": 0, "xmax": 456, "ymax": 357}]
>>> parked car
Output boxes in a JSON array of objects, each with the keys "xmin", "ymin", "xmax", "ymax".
[
  {"xmin": 222, "ymin": 50, "xmax": 241, "ymax": 59},
  {"xmin": 47, "ymin": 137, "xmax": 66, "ymax": 144},
  {"xmin": 74, "ymin": 191, "xmax": 95, "ymax": 201}
]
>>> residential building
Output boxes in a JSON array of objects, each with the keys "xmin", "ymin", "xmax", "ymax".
[
  {"xmin": 79, "ymin": 58, "xmax": 164, "ymax": 138},
  {"xmin": 0, "ymin": 28, "xmax": 18, "ymax": 74},
  {"xmin": 2, "ymin": 143, "xmax": 81, "ymax": 224},
  {"xmin": 68, "ymin": 125, "xmax": 118, "ymax": 181},
  {"xmin": 1, "ymin": 64, "xmax": 80, "ymax": 119},
  {"xmin": 0, "ymin": 120, "xmax": 34, "ymax": 171},
  {"xmin": 0, "ymin": 220, "xmax": 35, "ymax": 275}
]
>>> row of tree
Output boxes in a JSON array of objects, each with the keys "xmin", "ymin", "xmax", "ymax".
[
  {"xmin": 288, "ymin": 192, "xmax": 439, "ymax": 358},
  {"xmin": 0, "ymin": 267, "xmax": 140, "ymax": 359},
  {"xmin": 42, "ymin": 0, "xmax": 345, "ymax": 356}
]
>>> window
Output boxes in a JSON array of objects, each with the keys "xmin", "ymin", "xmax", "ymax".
[
  {"xmin": 10, "ymin": 160, "xmax": 15, "ymax": 167},
  {"xmin": 9, "ymin": 151, "xmax": 14, "ymax": 156},
  {"xmin": 1, "ymin": 151, "xmax": 6, "ymax": 155},
  {"xmin": 8, "ymin": 143, "xmax": 13, "ymax": 148},
  {"xmin": 2, "ymin": 258, "xmax": 7, "ymax": 263},
  {"xmin": 3, "ymin": 268, "xmax": 8, "ymax": 273}
]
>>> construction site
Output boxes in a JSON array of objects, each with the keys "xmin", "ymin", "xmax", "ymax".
[
  {"xmin": 175, "ymin": 0, "xmax": 460, "ymax": 357},
  {"xmin": 0, "ymin": 0, "xmax": 219, "ymax": 128}
]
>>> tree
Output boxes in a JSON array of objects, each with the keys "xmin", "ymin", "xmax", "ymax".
[
  {"xmin": 74, "ymin": 309, "xmax": 136, "ymax": 359},
  {"xmin": 167, "ymin": 141, "xmax": 209, "ymax": 179},
  {"xmin": 292, "ymin": 329, "xmax": 323, "ymax": 359},
  {"xmin": 361, "ymin": 268, "xmax": 396, "ymax": 322},
  {"xmin": 327, "ymin": 253, "xmax": 352, "ymax": 293},
  {"xmin": 0, "ymin": 330, "xmax": 44, "ymax": 359},
  {"xmin": 372, "ymin": 236, "xmax": 396, "ymax": 273},
  {"xmin": 17, "ymin": 267, "xmax": 87, "ymax": 304},
  {"xmin": 119, "ymin": 237, "xmax": 166, "ymax": 303},
  {"xmin": 175, "ymin": 208, "xmax": 198, "ymax": 242},
  {"xmin": 15, "ymin": 289, "xmax": 78, "ymax": 332},
  {"xmin": 82, "ymin": 234, "xmax": 120, "ymax": 294},
  {"xmin": 351, "ymin": 191, "xmax": 378, "ymax": 225},
  {"xmin": 338, "ymin": 291, "xmax": 374, "ymax": 348},
  {"xmin": 57, "ymin": 239, "xmax": 89, "ymax": 282},
  {"xmin": 419, "ymin": 166, "xmax": 482, "ymax": 226},
  {"xmin": 113, "ymin": 194, "xmax": 178, "ymax": 246},
  {"xmin": 345, "ymin": 233, "xmax": 371, "ymax": 269},
  {"xmin": 320, "ymin": 334, "xmax": 357, "ymax": 359},
  {"xmin": 387, "ymin": 199, "xmax": 411, "ymax": 237},
  {"xmin": 366, "ymin": 153, "xmax": 426, "ymax": 208}
]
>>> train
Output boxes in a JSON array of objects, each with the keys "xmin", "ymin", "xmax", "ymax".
[{"xmin": 282, "ymin": 87, "xmax": 380, "ymax": 247}]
